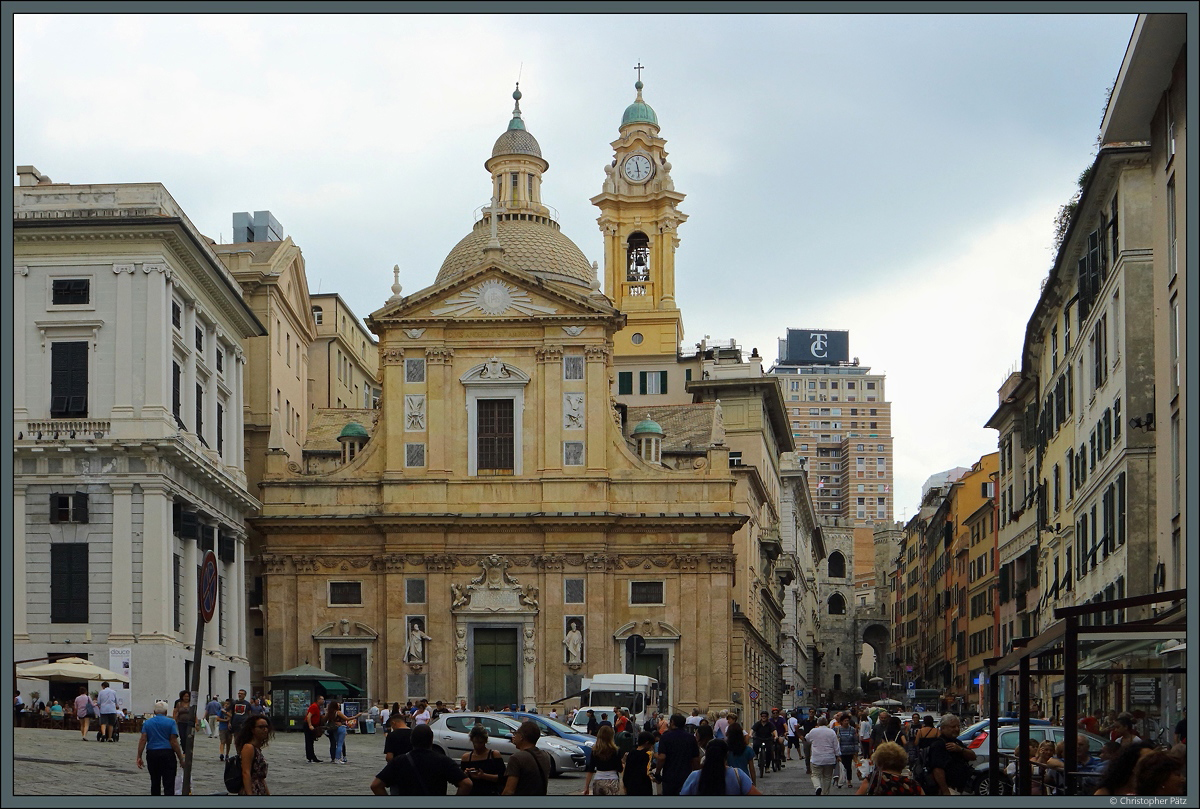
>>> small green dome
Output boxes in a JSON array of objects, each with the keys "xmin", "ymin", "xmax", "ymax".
[
  {"xmin": 621, "ymin": 100, "xmax": 658, "ymax": 128},
  {"xmin": 621, "ymin": 79, "xmax": 659, "ymax": 128},
  {"xmin": 338, "ymin": 422, "xmax": 369, "ymax": 440},
  {"xmin": 632, "ymin": 418, "xmax": 664, "ymax": 437}
]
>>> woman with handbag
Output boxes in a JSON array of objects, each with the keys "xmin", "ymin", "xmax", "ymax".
[
  {"xmin": 172, "ymin": 691, "xmax": 198, "ymax": 750},
  {"xmin": 325, "ymin": 700, "xmax": 352, "ymax": 764},
  {"xmin": 74, "ymin": 685, "xmax": 97, "ymax": 740}
]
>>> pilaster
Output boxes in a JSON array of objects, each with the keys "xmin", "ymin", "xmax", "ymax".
[
  {"xmin": 111, "ymin": 264, "xmax": 136, "ymax": 419},
  {"xmin": 14, "ymin": 484, "xmax": 29, "ymax": 641},
  {"xmin": 109, "ymin": 483, "xmax": 136, "ymax": 641},
  {"xmin": 14, "ymin": 266, "xmax": 28, "ymax": 421},
  {"xmin": 139, "ymin": 484, "xmax": 175, "ymax": 637},
  {"xmin": 142, "ymin": 264, "xmax": 172, "ymax": 424}
]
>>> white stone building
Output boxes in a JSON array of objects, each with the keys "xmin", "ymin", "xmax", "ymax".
[{"xmin": 13, "ymin": 168, "xmax": 264, "ymax": 713}]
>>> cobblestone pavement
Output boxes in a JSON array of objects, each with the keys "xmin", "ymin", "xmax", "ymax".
[{"xmin": 10, "ymin": 727, "xmax": 818, "ymax": 796}]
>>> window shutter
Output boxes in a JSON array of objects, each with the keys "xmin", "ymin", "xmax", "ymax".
[
  {"xmin": 659, "ymin": 371, "xmax": 668, "ymax": 394},
  {"xmin": 51, "ymin": 544, "xmax": 88, "ymax": 623},
  {"xmin": 639, "ymin": 372, "xmax": 647, "ymax": 395},
  {"xmin": 74, "ymin": 492, "xmax": 89, "ymax": 524},
  {"xmin": 618, "ymin": 372, "xmax": 632, "ymax": 396},
  {"xmin": 172, "ymin": 362, "xmax": 182, "ymax": 421},
  {"xmin": 49, "ymin": 494, "xmax": 60, "ymax": 524}
]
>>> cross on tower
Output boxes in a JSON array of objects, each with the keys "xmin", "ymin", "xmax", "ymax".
[
  {"xmin": 634, "ymin": 62, "xmax": 644, "ymax": 82},
  {"xmin": 482, "ymin": 194, "xmax": 507, "ymax": 250}
]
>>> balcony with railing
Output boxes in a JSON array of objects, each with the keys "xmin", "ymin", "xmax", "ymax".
[{"xmin": 20, "ymin": 420, "xmax": 111, "ymax": 441}]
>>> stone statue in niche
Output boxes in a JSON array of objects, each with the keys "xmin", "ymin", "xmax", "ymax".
[
  {"xmin": 563, "ymin": 620, "xmax": 583, "ymax": 665},
  {"xmin": 405, "ymin": 618, "xmax": 433, "ymax": 663}
]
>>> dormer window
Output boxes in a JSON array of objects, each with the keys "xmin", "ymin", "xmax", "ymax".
[
  {"xmin": 626, "ymin": 232, "xmax": 650, "ymax": 282},
  {"xmin": 337, "ymin": 422, "xmax": 369, "ymax": 464},
  {"xmin": 312, "ymin": 306, "xmax": 323, "ymax": 325}
]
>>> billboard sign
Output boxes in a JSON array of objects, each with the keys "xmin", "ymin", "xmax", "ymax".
[{"xmin": 784, "ymin": 329, "xmax": 849, "ymax": 365}]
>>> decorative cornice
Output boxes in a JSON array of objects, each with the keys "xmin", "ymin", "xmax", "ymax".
[
  {"xmin": 425, "ymin": 347, "xmax": 454, "ymax": 364},
  {"xmin": 382, "ymin": 347, "xmax": 404, "ymax": 365},
  {"xmin": 584, "ymin": 345, "xmax": 611, "ymax": 362}
]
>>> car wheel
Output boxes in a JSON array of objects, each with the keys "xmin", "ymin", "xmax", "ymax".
[
  {"xmin": 974, "ymin": 775, "xmax": 1012, "ymax": 796},
  {"xmin": 549, "ymin": 758, "xmax": 558, "ymax": 778}
]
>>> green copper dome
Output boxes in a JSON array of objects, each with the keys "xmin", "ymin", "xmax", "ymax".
[
  {"xmin": 621, "ymin": 79, "xmax": 659, "ymax": 128},
  {"xmin": 338, "ymin": 422, "xmax": 369, "ymax": 440},
  {"xmin": 632, "ymin": 417, "xmax": 664, "ymax": 437}
]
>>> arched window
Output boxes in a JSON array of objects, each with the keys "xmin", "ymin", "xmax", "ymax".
[
  {"xmin": 311, "ymin": 306, "xmax": 323, "ymax": 325},
  {"xmin": 828, "ymin": 551, "xmax": 846, "ymax": 579},
  {"xmin": 828, "ymin": 593, "xmax": 846, "ymax": 615},
  {"xmin": 626, "ymin": 232, "xmax": 650, "ymax": 283}
]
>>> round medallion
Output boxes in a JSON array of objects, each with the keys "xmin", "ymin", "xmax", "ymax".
[{"xmin": 476, "ymin": 280, "xmax": 513, "ymax": 315}]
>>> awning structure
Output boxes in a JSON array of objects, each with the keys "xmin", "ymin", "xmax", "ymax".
[
  {"xmin": 317, "ymin": 679, "xmax": 350, "ymax": 694},
  {"xmin": 983, "ymin": 589, "xmax": 1186, "ymax": 795}
]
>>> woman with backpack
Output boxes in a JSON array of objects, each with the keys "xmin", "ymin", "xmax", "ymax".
[{"xmin": 855, "ymin": 741, "xmax": 924, "ymax": 795}]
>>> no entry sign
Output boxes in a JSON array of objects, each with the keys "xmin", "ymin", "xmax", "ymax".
[{"xmin": 199, "ymin": 551, "xmax": 218, "ymax": 623}]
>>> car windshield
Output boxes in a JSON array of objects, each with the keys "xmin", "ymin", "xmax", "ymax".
[{"xmin": 535, "ymin": 716, "xmax": 583, "ymax": 735}]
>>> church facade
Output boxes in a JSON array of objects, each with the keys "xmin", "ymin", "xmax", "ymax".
[{"xmin": 252, "ymin": 83, "xmax": 747, "ymax": 715}]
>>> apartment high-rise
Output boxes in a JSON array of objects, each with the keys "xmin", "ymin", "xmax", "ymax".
[{"xmin": 769, "ymin": 328, "xmax": 894, "ymax": 526}]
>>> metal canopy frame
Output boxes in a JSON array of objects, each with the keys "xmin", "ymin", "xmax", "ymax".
[{"xmin": 982, "ymin": 589, "xmax": 1186, "ymax": 795}]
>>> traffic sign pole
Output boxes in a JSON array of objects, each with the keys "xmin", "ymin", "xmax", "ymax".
[{"xmin": 183, "ymin": 551, "xmax": 218, "ymax": 796}]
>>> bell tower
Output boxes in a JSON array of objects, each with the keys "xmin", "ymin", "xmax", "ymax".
[{"xmin": 591, "ymin": 68, "xmax": 687, "ymax": 357}]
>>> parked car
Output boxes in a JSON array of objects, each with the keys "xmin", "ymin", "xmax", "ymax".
[
  {"xmin": 962, "ymin": 723, "xmax": 1107, "ymax": 796},
  {"xmin": 427, "ymin": 712, "xmax": 586, "ymax": 775},
  {"xmin": 958, "ymin": 717, "xmax": 1051, "ymax": 745},
  {"xmin": 499, "ymin": 711, "xmax": 596, "ymax": 765}
]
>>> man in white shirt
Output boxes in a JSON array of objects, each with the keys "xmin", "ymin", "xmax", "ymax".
[
  {"xmin": 857, "ymin": 710, "xmax": 873, "ymax": 759},
  {"xmin": 97, "ymin": 682, "xmax": 120, "ymax": 742},
  {"xmin": 786, "ymin": 713, "xmax": 801, "ymax": 760},
  {"xmin": 685, "ymin": 708, "xmax": 703, "ymax": 730},
  {"xmin": 804, "ymin": 716, "xmax": 841, "ymax": 796}
]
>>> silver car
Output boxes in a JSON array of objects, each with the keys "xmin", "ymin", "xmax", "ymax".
[{"xmin": 427, "ymin": 712, "xmax": 586, "ymax": 775}]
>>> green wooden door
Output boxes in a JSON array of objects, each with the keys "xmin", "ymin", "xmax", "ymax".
[{"xmin": 473, "ymin": 627, "xmax": 519, "ymax": 708}]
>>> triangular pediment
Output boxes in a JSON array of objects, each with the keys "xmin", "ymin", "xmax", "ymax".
[{"xmin": 370, "ymin": 262, "xmax": 620, "ymax": 325}]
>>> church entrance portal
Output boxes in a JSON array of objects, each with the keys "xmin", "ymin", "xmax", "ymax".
[
  {"xmin": 473, "ymin": 627, "xmax": 519, "ymax": 709},
  {"xmin": 625, "ymin": 649, "xmax": 669, "ymax": 713}
]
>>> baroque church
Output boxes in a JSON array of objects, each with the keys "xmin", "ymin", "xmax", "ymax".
[{"xmin": 253, "ymin": 80, "xmax": 750, "ymax": 714}]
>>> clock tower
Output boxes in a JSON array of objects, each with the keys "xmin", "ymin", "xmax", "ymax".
[{"xmin": 591, "ymin": 71, "xmax": 688, "ymax": 358}]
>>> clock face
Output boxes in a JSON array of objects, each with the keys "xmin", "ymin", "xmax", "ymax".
[{"xmin": 623, "ymin": 154, "xmax": 653, "ymax": 182}]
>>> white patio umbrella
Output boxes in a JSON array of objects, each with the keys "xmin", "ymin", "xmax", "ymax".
[
  {"xmin": 871, "ymin": 698, "xmax": 903, "ymax": 707},
  {"xmin": 16, "ymin": 656, "xmax": 129, "ymax": 683}
]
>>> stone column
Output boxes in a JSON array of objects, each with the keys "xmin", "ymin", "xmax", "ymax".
[
  {"xmin": 14, "ymin": 484, "xmax": 28, "ymax": 641},
  {"xmin": 234, "ymin": 533, "xmax": 247, "ymax": 662},
  {"xmin": 522, "ymin": 616, "xmax": 537, "ymax": 713},
  {"xmin": 112, "ymin": 264, "xmax": 136, "ymax": 420},
  {"xmin": 14, "ymin": 266, "xmax": 28, "ymax": 422},
  {"xmin": 205, "ymin": 324, "xmax": 219, "ymax": 454},
  {"xmin": 109, "ymin": 483, "xmax": 136, "ymax": 641},
  {"xmin": 183, "ymin": 519, "xmax": 199, "ymax": 645},
  {"xmin": 142, "ymin": 264, "xmax": 172, "ymax": 427},
  {"xmin": 184, "ymin": 301, "xmax": 197, "ymax": 436},
  {"xmin": 233, "ymin": 351, "xmax": 247, "ymax": 473},
  {"xmin": 140, "ymin": 483, "xmax": 175, "ymax": 637},
  {"xmin": 454, "ymin": 617, "xmax": 469, "ymax": 707},
  {"xmin": 382, "ymin": 348, "xmax": 405, "ymax": 471}
]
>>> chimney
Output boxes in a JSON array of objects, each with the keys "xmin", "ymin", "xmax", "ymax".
[{"xmin": 16, "ymin": 165, "xmax": 52, "ymax": 186}]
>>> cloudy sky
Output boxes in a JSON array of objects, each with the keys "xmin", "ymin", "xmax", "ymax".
[{"xmin": 14, "ymin": 12, "xmax": 1138, "ymax": 515}]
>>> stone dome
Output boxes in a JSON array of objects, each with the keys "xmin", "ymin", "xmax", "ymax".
[
  {"xmin": 436, "ymin": 215, "xmax": 595, "ymax": 289},
  {"xmin": 492, "ymin": 127, "xmax": 542, "ymax": 159}
]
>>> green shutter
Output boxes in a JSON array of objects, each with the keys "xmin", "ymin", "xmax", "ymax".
[
  {"xmin": 659, "ymin": 371, "xmax": 668, "ymax": 394},
  {"xmin": 638, "ymin": 372, "xmax": 647, "ymax": 395},
  {"xmin": 618, "ymin": 372, "xmax": 632, "ymax": 396}
]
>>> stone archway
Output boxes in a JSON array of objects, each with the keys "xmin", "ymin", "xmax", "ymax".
[{"xmin": 858, "ymin": 621, "xmax": 891, "ymax": 694}]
